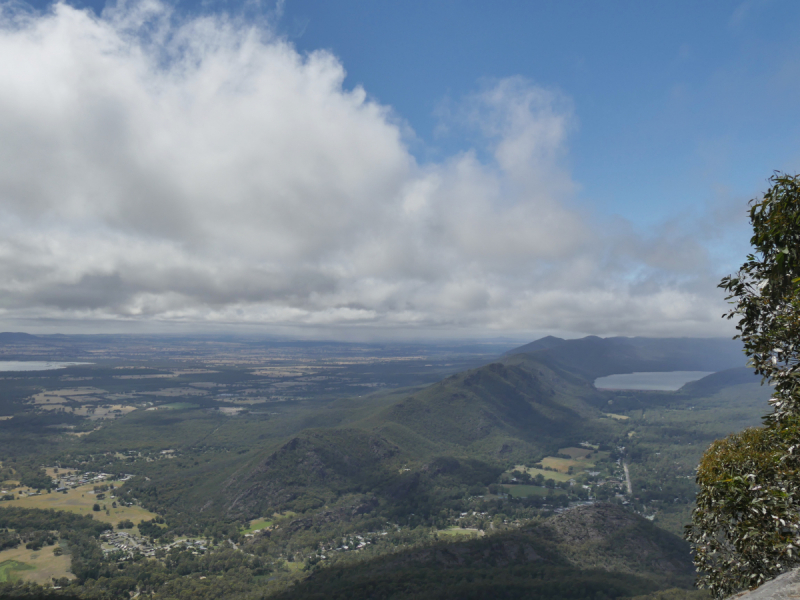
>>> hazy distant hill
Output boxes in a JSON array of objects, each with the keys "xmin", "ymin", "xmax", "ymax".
[
  {"xmin": 506, "ymin": 336, "xmax": 744, "ymax": 379},
  {"xmin": 274, "ymin": 503, "xmax": 694, "ymax": 600},
  {"xmin": 0, "ymin": 331, "xmax": 41, "ymax": 344}
]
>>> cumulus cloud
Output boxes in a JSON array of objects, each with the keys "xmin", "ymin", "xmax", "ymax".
[{"xmin": 0, "ymin": 1, "xmax": 734, "ymax": 337}]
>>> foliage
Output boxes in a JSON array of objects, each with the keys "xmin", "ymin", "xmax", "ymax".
[
  {"xmin": 689, "ymin": 174, "xmax": 800, "ymax": 598},
  {"xmin": 687, "ymin": 422, "xmax": 800, "ymax": 596},
  {"xmin": 719, "ymin": 173, "xmax": 800, "ymax": 423}
]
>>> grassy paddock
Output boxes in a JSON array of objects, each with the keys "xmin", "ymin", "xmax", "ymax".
[
  {"xmin": 558, "ymin": 447, "xmax": 593, "ymax": 459},
  {"xmin": 243, "ymin": 518, "xmax": 273, "ymax": 533},
  {"xmin": 0, "ymin": 559, "xmax": 34, "ymax": 583},
  {"xmin": 0, "ymin": 544, "xmax": 73, "ymax": 584},
  {"xmin": 2, "ymin": 481, "xmax": 158, "ymax": 526},
  {"xmin": 514, "ymin": 466, "xmax": 573, "ymax": 482}
]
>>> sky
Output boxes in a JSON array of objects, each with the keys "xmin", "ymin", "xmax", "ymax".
[{"xmin": 0, "ymin": 0, "xmax": 798, "ymax": 340}]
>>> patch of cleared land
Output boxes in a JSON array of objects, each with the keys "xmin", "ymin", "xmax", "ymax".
[
  {"xmin": 38, "ymin": 404, "xmax": 137, "ymax": 419},
  {"xmin": 558, "ymin": 447, "xmax": 593, "ymax": 459},
  {"xmin": 603, "ymin": 413, "xmax": 630, "ymax": 421},
  {"xmin": 243, "ymin": 518, "xmax": 273, "ymax": 533},
  {"xmin": 512, "ymin": 466, "xmax": 573, "ymax": 482},
  {"xmin": 536, "ymin": 448, "xmax": 610, "ymax": 475},
  {"xmin": 540, "ymin": 457, "xmax": 580, "ymax": 473},
  {"xmin": 44, "ymin": 467, "xmax": 77, "ymax": 479},
  {"xmin": 30, "ymin": 388, "xmax": 108, "ymax": 404},
  {"xmin": 2, "ymin": 482, "xmax": 157, "ymax": 526},
  {"xmin": 0, "ymin": 544, "xmax": 73, "ymax": 584}
]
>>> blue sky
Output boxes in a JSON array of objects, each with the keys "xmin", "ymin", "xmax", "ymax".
[
  {"xmin": 0, "ymin": 0, "xmax": 797, "ymax": 338},
  {"xmin": 284, "ymin": 1, "xmax": 800, "ymax": 226}
]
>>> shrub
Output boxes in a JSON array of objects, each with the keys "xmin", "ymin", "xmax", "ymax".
[{"xmin": 686, "ymin": 421, "xmax": 800, "ymax": 597}]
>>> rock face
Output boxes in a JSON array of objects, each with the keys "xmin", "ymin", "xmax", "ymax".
[{"xmin": 730, "ymin": 569, "xmax": 800, "ymax": 600}]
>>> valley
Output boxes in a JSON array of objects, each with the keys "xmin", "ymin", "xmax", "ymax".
[{"xmin": 0, "ymin": 333, "xmax": 768, "ymax": 599}]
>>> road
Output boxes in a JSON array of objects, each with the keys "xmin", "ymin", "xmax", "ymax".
[{"xmin": 623, "ymin": 462, "xmax": 633, "ymax": 495}]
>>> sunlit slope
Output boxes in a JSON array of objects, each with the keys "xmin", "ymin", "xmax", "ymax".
[{"xmin": 358, "ymin": 356, "xmax": 611, "ymax": 460}]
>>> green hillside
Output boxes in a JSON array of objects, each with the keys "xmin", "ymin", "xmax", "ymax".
[{"xmin": 360, "ymin": 357, "xmax": 611, "ymax": 462}]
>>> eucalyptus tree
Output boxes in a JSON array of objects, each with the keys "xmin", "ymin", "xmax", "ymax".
[{"xmin": 688, "ymin": 173, "xmax": 800, "ymax": 597}]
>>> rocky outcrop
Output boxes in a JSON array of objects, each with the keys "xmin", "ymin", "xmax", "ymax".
[{"xmin": 730, "ymin": 569, "xmax": 800, "ymax": 600}]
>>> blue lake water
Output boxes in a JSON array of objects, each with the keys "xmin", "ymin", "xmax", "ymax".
[
  {"xmin": 593, "ymin": 371, "xmax": 715, "ymax": 391},
  {"xmin": 0, "ymin": 361, "xmax": 92, "ymax": 372}
]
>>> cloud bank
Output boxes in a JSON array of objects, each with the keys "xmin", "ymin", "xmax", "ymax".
[{"xmin": 0, "ymin": 1, "xmax": 733, "ymax": 337}]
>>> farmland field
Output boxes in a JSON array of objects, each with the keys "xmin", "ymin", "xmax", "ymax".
[
  {"xmin": 540, "ymin": 457, "xmax": 580, "ymax": 472},
  {"xmin": 0, "ymin": 544, "xmax": 73, "ymax": 584},
  {"xmin": 2, "ymin": 482, "xmax": 157, "ymax": 526},
  {"xmin": 515, "ymin": 467, "xmax": 573, "ymax": 482},
  {"xmin": 558, "ymin": 447, "xmax": 593, "ymax": 459}
]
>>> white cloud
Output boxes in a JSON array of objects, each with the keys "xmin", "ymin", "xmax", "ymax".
[{"xmin": 0, "ymin": 1, "xmax": 736, "ymax": 338}]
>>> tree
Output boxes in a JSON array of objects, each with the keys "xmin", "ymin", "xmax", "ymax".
[
  {"xmin": 719, "ymin": 173, "xmax": 800, "ymax": 423},
  {"xmin": 687, "ymin": 173, "xmax": 800, "ymax": 598}
]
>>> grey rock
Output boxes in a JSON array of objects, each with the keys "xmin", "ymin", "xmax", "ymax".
[{"xmin": 731, "ymin": 569, "xmax": 800, "ymax": 600}]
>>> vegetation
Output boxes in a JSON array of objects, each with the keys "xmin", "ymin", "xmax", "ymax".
[
  {"xmin": 687, "ymin": 173, "xmax": 800, "ymax": 597},
  {"xmin": 0, "ymin": 333, "xmax": 764, "ymax": 598}
]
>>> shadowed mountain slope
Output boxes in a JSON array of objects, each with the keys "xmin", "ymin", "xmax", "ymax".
[{"xmin": 273, "ymin": 503, "xmax": 694, "ymax": 600}]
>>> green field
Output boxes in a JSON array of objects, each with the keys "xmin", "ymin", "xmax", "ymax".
[
  {"xmin": 0, "ymin": 559, "xmax": 35, "ymax": 583},
  {"xmin": 514, "ymin": 466, "xmax": 573, "ymax": 482},
  {"xmin": 244, "ymin": 518, "xmax": 273, "ymax": 533}
]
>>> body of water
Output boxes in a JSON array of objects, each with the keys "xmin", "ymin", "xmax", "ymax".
[
  {"xmin": 593, "ymin": 371, "xmax": 715, "ymax": 391},
  {"xmin": 0, "ymin": 361, "xmax": 92, "ymax": 372}
]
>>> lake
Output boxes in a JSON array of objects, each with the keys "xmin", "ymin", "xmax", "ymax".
[
  {"xmin": 593, "ymin": 371, "xmax": 715, "ymax": 391},
  {"xmin": 0, "ymin": 361, "xmax": 92, "ymax": 372}
]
